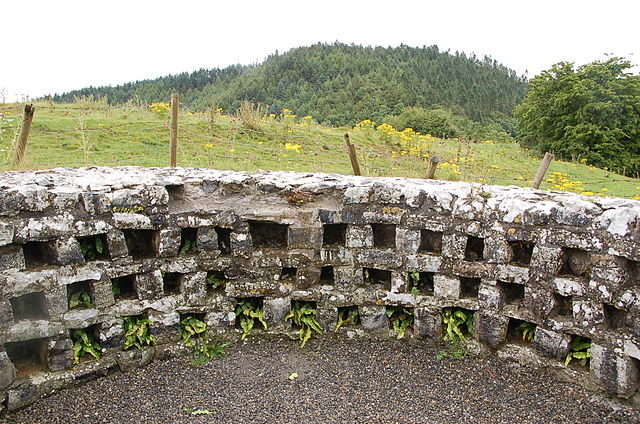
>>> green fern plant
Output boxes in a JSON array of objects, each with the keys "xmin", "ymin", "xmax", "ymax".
[
  {"xmin": 335, "ymin": 308, "xmax": 359, "ymax": 332},
  {"xmin": 442, "ymin": 308, "xmax": 474, "ymax": 343},
  {"xmin": 515, "ymin": 321, "xmax": 536, "ymax": 342},
  {"xmin": 206, "ymin": 274, "xmax": 224, "ymax": 291},
  {"xmin": 235, "ymin": 298, "xmax": 267, "ymax": 340},
  {"xmin": 180, "ymin": 239, "xmax": 198, "ymax": 255},
  {"xmin": 69, "ymin": 291, "xmax": 93, "ymax": 309},
  {"xmin": 564, "ymin": 336, "xmax": 591, "ymax": 366},
  {"xmin": 179, "ymin": 315, "xmax": 230, "ymax": 365},
  {"xmin": 123, "ymin": 316, "xmax": 157, "ymax": 350},
  {"xmin": 79, "ymin": 237, "xmax": 104, "ymax": 261},
  {"xmin": 386, "ymin": 306, "xmax": 414, "ymax": 339},
  {"xmin": 286, "ymin": 301, "xmax": 323, "ymax": 348},
  {"xmin": 72, "ymin": 329, "xmax": 101, "ymax": 364}
]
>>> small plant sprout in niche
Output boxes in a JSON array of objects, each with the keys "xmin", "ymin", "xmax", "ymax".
[
  {"xmin": 286, "ymin": 301, "xmax": 323, "ymax": 348},
  {"xmin": 79, "ymin": 237, "xmax": 104, "ymax": 261},
  {"xmin": 386, "ymin": 306, "xmax": 414, "ymax": 339},
  {"xmin": 69, "ymin": 291, "xmax": 93, "ymax": 309},
  {"xmin": 123, "ymin": 316, "xmax": 157, "ymax": 350},
  {"xmin": 235, "ymin": 298, "xmax": 267, "ymax": 340},
  {"xmin": 565, "ymin": 336, "xmax": 591, "ymax": 367},
  {"xmin": 72, "ymin": 329, "xmax": 101, "ymax": 364},
  {"xmin": 335, "ymin": 307, "xmax": 359, "ymax": 332},
  {"xmin": 179, "ymin": 239, "xmax": 197, "ymax": 255},
  {"xmin": 206, "ymin": 273, "xmax": 224, "ymax": 291},
  {"xmin": 442, "ymin": 308, "xmax": 474, "ymax": 343},
  {"xmin": 180, "ymin": 315, "xmax": 230, "ymax": 365},
  {"xmin": 515, "ymin": 321, "xmax": 536, "ymax": 342}
]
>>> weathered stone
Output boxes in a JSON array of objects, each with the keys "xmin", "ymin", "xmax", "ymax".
[
  {"xmin": 156, "ymin": 228, "xmax": 181, "ymax": 257},
  {"xmin": 0, "ymin": 220, "xmax": 15, "ymax": 246},
  {"xmin": 346, "ymin": 225, "xmax": 373, "ymax": 248},
  {"xmin": 116, "ymin": 347, "xmax": 156, "ymax": 373},
  {"xmin": 478, "ymin": 284, "xmax": 504, "ymax": 310},
  {"xmin": 0, "ymin": 351, "xmax": 17, "ymax": 390},
  {"xmin": 181, "ymin": 272, "xmax": 207, "ymax": 306},
  {"xmin": 474, "ymin": 313, "xmax": 509, "ymax": 348},
  {"xmin": 48, "ymin": 237, "xmax": 85, "ymax": 265},
  {"xmin": 62, "ymin": 308, "xmax": 98, "ymax": 328},
  {"xmin": 288, "ymin": 227, "xmax": 322, "ymax": 249},
  {"xmin": 263, "ymin": 297, "xmax": 291, "ymax": 330},
  {"xmin": 394, "ymin": 228, "xmax": 420, "ymax": 254},
  {"xmin": 46, "ymin": 337, "xmax": 73, "ymax": 371},
  {"xmin": 591, "ymin": 343, "xmax": 640, "ymax": 398},
  {"xmin": 359, "ymin": 305, "xmax": 388, "ymax": 333},
  {"xmin": 530, "ymin": 246, "xmax": 563, "ymax": 276},
  {"xmin": 434, "ymin": 275, "xmax": 461, "ymax": 300},
  {"xmin": 414, "ymin": 307, "xmax": 441, "ymax": 340},
  {"xmin": 533, "ymin": 328, "xmax": 572, "ymax": 361},
  {"xmin": 81, "ymin": 192, "xmax": 110, "ymax": 215},
  {"xmin": 0, "ymin": 245, "xmax": 25, "ymax": 271},
  {"xmin": 7, "ymin": 380, "xmax": 39, "ymax": 411},
  {"xmin": 196, "ymin": 226, "xmax": 218, "ymax": 251},
  {"xmin": 135, "ymin": 271, "xmax": 164, "ymax": 301},
  {"xmin": 441, "ymin": 233, "xmax": 466, "ymax": 260},
  {"xmin": 106, "ymin": 229, "xmax": 129, "ymax": 259}
]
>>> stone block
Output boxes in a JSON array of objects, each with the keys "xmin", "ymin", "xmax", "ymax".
[
  {"xmin": 98, "ymin": 318, "xmax": 124, "ymax": 349},
  {"xmin": 434, "ymin": 275, "xmax": 461, "ymax": 300},
  {"xmin": 495, "ymin": 264, "xmax": 530, "ymax": 285},
  {"xmin": 359, "ymin": 305, "xmax": 388, "ymax": 333},
  {"xmin": 229, "ymin": 231, "xmax": 251, "ymax": 253},
  {"xmin": 46, "ymin": 337, "xmax": 73, "ymax": 371},
  {"xmin": 484, "ymin": 238, "xmax": 511, "ymax": 263},
  {"xmin": 335, "ymin": 267, "xmax": 362, "ymax": 290},
  {"xmin": 45, "ymin": 286, "xmax": 68, "ymax": 317},
  {"xmin": 396, "ymin": 228, "xmax": 420, "ymax": 254},
  {"xmin": 63, "ymin": 308, "xmax": 98, "ymax": 328},
  {"xmin": 205, "ymin": 311, "xmax": 235, "ymax": 328},
  {"xmin": 573, "ymin": 300, "xmax": 604, "ymax": 327},
  {"xmin": 441, "ymin": 233, "xmax": 466, "ymax": 260},
  {"xmin": 474, "ymin": 312, "xmax": 509, "ymax": 348},
  {"xmin": 530, "ymin": 246, "xmax": 563, "ymax": 276},
  {"xmin": 116, "ymin": 347, "xmax": 156, "ymax": 373},
  {"xmin": 316, "ymin": 307, "xmax": 338, "ymax": 333},
  {"xmin": 7, "ymin": 380, "xmax": 39, "ymax": 411},
  {"xmin": 0, "ymin": 220, "xmax": 14, "ymax": 246},
  {"xmin": 288, "ymin": 227, "xmax": 322, "ymax": 249},
  {"xmin": 92, "ymin": 279, "xmax": 115, "ymax": 309},
  {"xmin": 263, "ymin": 297, "xmax": 291, "ymax": 330},
  {"xmin": 533, "ymin": 328, "xmax": 572, "ymax": 361},
  {"xmin": 390, "ymin": 271, "xmax": 408, "ymax": 294},
  {"xmin": 135, "ymin": 271, "xmax": 164, "ymax": 301},
  {"xmin": 0, "ymin": 351, "xmax": 16, "ymax": 390},
  {"xmin": 156, "ymin": 228, "xmax": 181, "ymax": 258},
  {"xmin": 591, "ymin": 343, "xmax": 640, "ymax": 398},
  {"xmin": 414, "ymin": 307, "xmax": 442, "ymax": 340},
  {"xmin": 106, "ymin": 229, "xmax": 129, "ymax": 259},
  {"xmin": 478, "ymin": 283, "xmax": 504, "ymax": 310},
  {"xmin": 0, "ymin": 245, "xmax": 25, "ymax": 271},
  {"xmin": 81, "ymin": 192, "xmax": 111, "ymax": 215},
  {"xmin": 180, "ymin": 272, "xmax": 207, "ymax": 306},
  {"xmin": 196, "ymin": 226, "xmax": 218, "ymax": 251},
  {"xmin": 346, "ymin": 225, "xmax": 373, "ymax": 248},
  {"xmin": 48, "ymin": 237, "xmax": 85, "ymax": 265}
]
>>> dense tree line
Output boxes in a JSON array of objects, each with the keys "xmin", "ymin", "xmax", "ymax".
[{"xmin": 51, "ymin": 43, "xmax": 527, "ymax": 126}]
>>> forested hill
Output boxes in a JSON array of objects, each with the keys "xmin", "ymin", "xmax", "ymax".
[{"xmin": 51, "ymin": 43, "xmax": 528, "ymax": 126}]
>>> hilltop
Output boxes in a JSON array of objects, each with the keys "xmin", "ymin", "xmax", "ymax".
[{"xmin": 51, "ymin": 43, "xmax": 527, "ymax": 126}]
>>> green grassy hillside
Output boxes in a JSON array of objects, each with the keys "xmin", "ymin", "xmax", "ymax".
[{"xmin": 1, "ymin": 100, "xmax": 638, "ymax": 200}]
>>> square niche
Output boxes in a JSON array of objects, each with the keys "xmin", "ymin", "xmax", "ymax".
[
  {"xmin": 22, "ymin": 241, "xmax": 49, "ymax": 269},
  {"xmin": 363, "ymin": 268, "xmax": 392, "ymax": 290},
  {"xmin": 408, "ymin": 271, "xmax": 434, "ymax": 296},
  {"xmin": 497, "ymin": 281, "xmax": 525, "ymax": 306},
  {"xmin": 5, "ymin": 338, "xmax": 48, "ymax": 378},
  {"xmin": 215, "ymin": 227, "xmax": 232, "ymax": 255},
  {"xmin": 111, "ymin": 275, "xmax": 137, "ymax": 301},
  {"xmin": 508, "ymin": 241, "xmax": 534, "ymax": 266},
  {"xmin": 371, "ymin": 224, "xmax": 396, "ymax": 249},
  {"xmin": 418, "ymin": 230, "xmax": 443, "ymax": 254},
  {"xmin": 248, "ymin": 221, "xmax": 288, "ymax": 248},
  {"xmin": 123, "ymin": 230, "xmax": 156, "ymax": 259},
  {"xmin": 162, "ymin": 272, "xmax": 182, "ymax": 295},
  {"xmin": 464, "ymin": 236, "xmax": 484, "ymax": 261},
  {"xmin": 10, "ymin": 292, "xmax": 49, "ymax": 321},
  {"xmin": 77, "ymin": 234, "xmax": 109, "ymax": 261},
  {"xmin": 206, "ymin": 271, "xmax": 227, "ymax": 294},
  {"xmin": 179, "ymin": 228, "xmax": 198, "ymax": 255},
  {"xmin": 460, "ymin": 277, "xmax": 481, "ymax": 299},
  {"xmin": 319, "ymin": 266, "xmax": 334, "ymax": 284},
  {"xmin": 559, "ymin": 248, "xmax": 591, "ymax": 279},
  {"xmin": 323, "ymin": 224, "xmax": 347, "ymax": 247},
  {"xmin": 67, "ymin": 280, "xmax": 95, "ymax": 310}
]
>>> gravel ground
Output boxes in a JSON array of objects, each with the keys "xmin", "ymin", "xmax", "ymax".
[{"xmin": 2, "ymin": 336, "xmax": 639, "ymax": 424}]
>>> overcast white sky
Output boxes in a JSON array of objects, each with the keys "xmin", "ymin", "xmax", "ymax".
[{"xmin": 2, "ymin": 0, "xmax": 639, "ymax": 101}]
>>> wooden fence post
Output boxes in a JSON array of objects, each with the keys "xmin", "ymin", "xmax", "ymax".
[
  {"xmin": 531, "ymin": 152, "xmax": 554, "ymax": 189},
  {"xmin": 170, "ymin": 93, "xmax": 179, "ymax": 167},
  {"xmin": 426, "ymin": 156, "xmax": 440, "ymax": 179},
  {"xmin": 13, "ymin": 104, "xmax": 35, "ymax": 167},
  {"xmin": 344, "ymin": 133, "xmax": 361, "ymax": 176}
]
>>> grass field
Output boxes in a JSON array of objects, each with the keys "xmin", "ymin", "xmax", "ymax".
[{"xmin": 1, "ymin": 99, "xmax": 639, "ymax": 200}]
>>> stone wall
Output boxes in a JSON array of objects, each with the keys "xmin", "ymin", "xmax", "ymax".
[{"xmin": 0, "ymin": 166, "xmax": 639, "ymax": 412}]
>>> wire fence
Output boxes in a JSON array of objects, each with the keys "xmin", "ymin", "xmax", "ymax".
[{"xmin": 0, "ymin": 100, "xmax": 639, "ymax": 199}]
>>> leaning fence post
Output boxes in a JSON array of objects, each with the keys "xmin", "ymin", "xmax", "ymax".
[
  {"xmin": 344, "ymin": 133, "xmax": 361, "ymax": 176},
  {"xmin": 426, "ymin": 156, "xmax": 440, "ymax": 179},
  {"xmin": 531, "ymin": 152, "xmax": 554, "ymax": 189},
  {"xmin": 170, "ymin": 93, "xmax": 179, "ymax": 167},
  {"xmin": 13, "ymin": 104, "xmax": 35, "ymax": 167}
]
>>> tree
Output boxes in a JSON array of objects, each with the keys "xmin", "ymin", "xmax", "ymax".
[{"xmin": 515, "ymin": 58, "xmax": 640, "ymax": 176}]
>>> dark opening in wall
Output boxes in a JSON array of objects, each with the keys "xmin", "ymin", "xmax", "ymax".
[
  {"xmin": 559, "ymin": 248, "xmax": 591, "ymax": 279},
  {"xmin": 460, "ymin": 277, "xmax": 481, "ymax": 298},
  {"xmin": 603, "ymin": 304, "xmax": 627, "ymax": 330},
  {"xmin": 248, "ymin": 221, "xmax": 288, "ymax": 248},
  {"xmin": 123, "ymin": 230, "xmax": 156, "ymax": 259},
  {"xmin": 507, "ymin": 318, "xmax": 536, "ymax": 343},
  {"xmin": 206, "ymin": 270, "xmax": 226, "ymax": 294},
  {"xmin": 23, "ymin": 241, "xmax": 49, "ymax": 269},
  {"xmin": 509, "ymin": 241, "xmax": 534, "ymax": 266},
  {"xmin": 215, "ymin": 227, "xmax": 232, "ymax": 255},
  {"xmin": 323, "ymin": 224, "xmax": 347, "ymax": 247},
  {"xmin": 552, "ymin": 293, "xmax": 573, "ymax": 318},
  {"xmin": 165, "ymin": 184, "xmax": 185, "ymax": 202},
  {"xmin": 179, "ymin": 228, "xmax": 198, "ymax": 255},
  {"xmin": 320, "ymin": 266, "xmax": 334, "ymax": 284},
  {"xmin": 77, "ymin": 234, "xmax": 109, "ymax": 261},
  {"xmin": 419, "ymin": 230, "xmax": 443, "ymax": 254},
  {"xmin": 5, "ymin": 338, "xmax": 47, "ymax": 378},
  {"xmin": 281, "ymin": 267, "xmax": 297, "ymax": 280},
  {"xmin": 10, "ymin": 292, "xmax": 49, "ymax": 321},
  {"xmin": 371, "ymin": 224, "xmax": 396, "ymax": 249},
  {"xmin": 162, "ymin": 272, "xmax": 182, "ymax": 295},
  {"xmin": 408, "ymin": 271, "xmax": 434, "ymax": 296},
  {"xmin": 464, "ymin": 236, "xmax": 484, "ymax": 261},
  {"xmin": 363, "ymin": 268, "xmax": 392, "ymax": 289},
  {"xmin": 67, "ymin": 280, "xmax": 94, "ymax": 310},
  {"xmin": 497, "ymin": 281, "xmax": 525, "ymax": 306},
  {"xmin": 336, "ymin": 306, "xmax": 360, "ymax": 330},
  {"xmin": 111, "ymin": 275, "xmax": 137, "ymax": 301}
]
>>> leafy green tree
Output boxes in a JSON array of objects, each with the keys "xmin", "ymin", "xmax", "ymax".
[{"xmin": 515, "ymin": 58, "xmax": 640, "ymax": 176}]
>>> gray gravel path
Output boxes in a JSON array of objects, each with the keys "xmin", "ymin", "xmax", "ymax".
[{"xmin": 2, "ymin": 336, "xmax": 639, "ymax": 424}]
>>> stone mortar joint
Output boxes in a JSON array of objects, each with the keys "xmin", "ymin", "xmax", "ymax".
[{"xmin": 0, "ymin": 166, "xmax": 639, "ymax": 413}]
